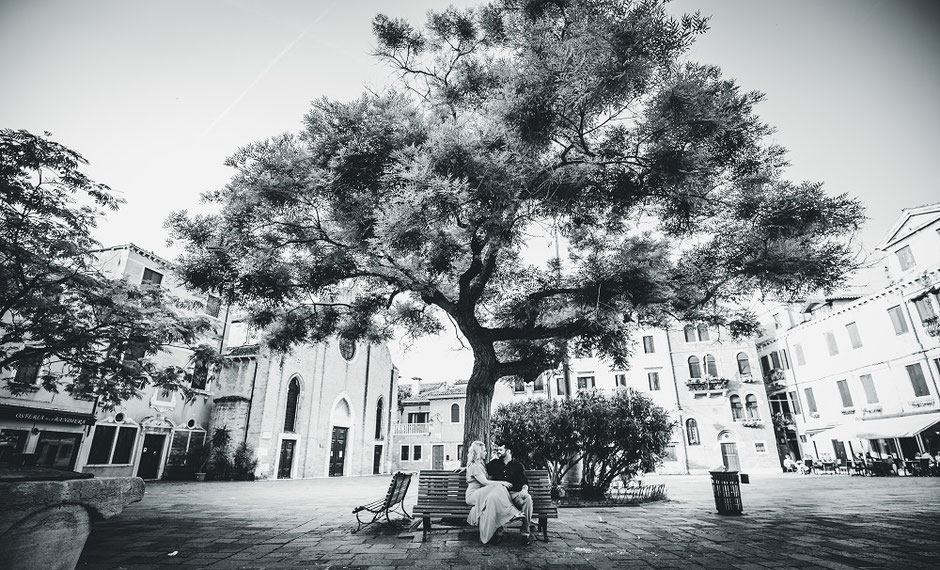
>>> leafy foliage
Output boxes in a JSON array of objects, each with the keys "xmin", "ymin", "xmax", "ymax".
[
  {"xmin": 492, "ymin": 389, "xmax": 674, "ymax": 497},
  {"xmin": 168, "ymin": 0, "xmax": 864, "ymax": 452},
  {"xmin": 1, "ymin": 128, "xmax": 216, "ymax": 408}
]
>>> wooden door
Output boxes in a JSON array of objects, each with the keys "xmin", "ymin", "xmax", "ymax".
[
  {"xmin": 329, "ymin": 427, "xmax": 348, "ymax": 477},
  {"xmin": 137, "ymin": 434, "xmax": 166, "ymax": 479},
  {"xmin": 432, "ymin": 444, "xmax": 444, "ymax": 470},
  {"xmin": 721, "ymin": 442, "xmax": 741, "ymax": 472},
  {"xmin": 278, "ymin": 439, "xmax": 295, "ymax": 479},
  {"xmin": 373, "ymin": 445, "xmax": 383, "ymax": 475}
]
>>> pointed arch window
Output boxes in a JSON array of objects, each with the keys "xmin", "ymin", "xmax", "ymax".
[
  {"xmin": 704, "ymin": 354, "xmax": 718, "ymax": 377},
  {"xmin": 686, "ymin": 418, "xmax": 700, "ymax": 445},
  {"xmin": 736, "ymin": 352, "xmax": 751, "ymax": 375},
  {"xmin": 688, "ymin": 356, "xmax": 702, "ymax": 379},
  {"xmin": 374, "ymin": 397, "xmax": 384, "ymax": 440},
  {"xmin": 745, "ymin": 394, "xmax": 759, "ymax": 419},
  {"xmin": 284, "ymin": 377, "xmax": 300, "ymax": 432},
  {"xmin": 730, "ymin": 395, "xmax": 744, "ymax": 420},
  {"xmin": 450, "ymin": 403, "xmax": 461, "ymax": 423}
]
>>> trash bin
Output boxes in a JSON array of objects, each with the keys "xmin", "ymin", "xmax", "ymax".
[{"xmin": 709, "ymin": 470, "xmax": 743, "ymax": 515}]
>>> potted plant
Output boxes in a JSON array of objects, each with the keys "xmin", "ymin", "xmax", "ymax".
[{"xmin": 197, "ymin": 426, "xmax": 232, "ymax": 481}]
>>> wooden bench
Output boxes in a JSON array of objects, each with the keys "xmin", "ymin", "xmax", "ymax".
[
  {"xmin": 413, "ymin": 469, "xmax": 558, "ymax": 542},
  {"xmin": 351, "ymin": 472, "xmax": 413, "ymax": 533}
]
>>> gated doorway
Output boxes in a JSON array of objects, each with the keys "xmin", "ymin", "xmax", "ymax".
[
  {"xmin": 278, "ymin": 439, "xmax": 296, "ymax": 479},
  {"xmin": 329, "ymin": 426, "xmax": 348, "ymax": 477},
  {"xmin": 137, "ymin": 434, "xmax": 166, "ymax": 479},
  {"xmin": 721, "ymin": 442, "xmax": 741, "ymax": 471}
]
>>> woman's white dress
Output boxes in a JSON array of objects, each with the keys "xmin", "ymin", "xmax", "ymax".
[{"xmin": 464, "ymin": 462, "xmax": 520, "ymax": 543}]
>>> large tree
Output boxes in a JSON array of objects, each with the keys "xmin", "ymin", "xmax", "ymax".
[
  {"xmin": 1, "ymin": 128, "xmax": 215, "ymax": 408},
  {"xmin": 168, "ymin": 0, "xmax": 864, "ymax": 456}
]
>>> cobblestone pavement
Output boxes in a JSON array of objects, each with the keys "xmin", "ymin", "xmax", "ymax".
[{"xmin": 76, "ymin": 472, "xmax": 940, "ymax": 570}]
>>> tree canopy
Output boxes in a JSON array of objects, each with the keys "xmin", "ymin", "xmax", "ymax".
[
  {"xmin": 168, "ymin": 0, "xmax": 864, "ymax": 453},
  {"xmin": 1, "ymin": 129, "xmax": 216, "ymax": 408}
]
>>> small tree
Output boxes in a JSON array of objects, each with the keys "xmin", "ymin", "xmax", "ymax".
[
  {"xmin": 1, "ymin": 129, "xmax": 216, "ymax": 408},
  {"xmin": 492, "ymin": 389, "xmax": 673, "ymax": 498},
  {"xmin": 201, "ymin": 425, "xmax": 232, "ymax": 480},
  {"xmin": 232, "ymin": 441, "xmax": 259, "ymax": 481}
]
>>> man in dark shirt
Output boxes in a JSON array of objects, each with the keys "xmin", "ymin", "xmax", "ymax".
[{"xmin": 486, "ymin": 441, "xmax": 534, "ymax": 545}]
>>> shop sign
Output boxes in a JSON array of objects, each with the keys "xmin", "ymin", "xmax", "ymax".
[{"xmin": 0, "ymin": 404, "xmax": 96, "ymax": 425}]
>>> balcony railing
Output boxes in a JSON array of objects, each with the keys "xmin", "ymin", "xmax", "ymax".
[
  {"xmin": 739, "ymin": 373, "xmax": 759, "ymax": 384},
  {"xmin": 772, "ymin": 413, "xmax": 796, "ymax": 430},
  {"xmin": 394, "ymin": 422, "xmax": 431, "ymax": 435},
  {"xmin": 686, "ymin": 377, "xmax": 729, "ymax": 393}
]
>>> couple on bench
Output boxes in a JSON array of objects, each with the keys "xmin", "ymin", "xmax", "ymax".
[{"xmin": 463, "ymin": 440, "xmax": 534, "ymax": 546}]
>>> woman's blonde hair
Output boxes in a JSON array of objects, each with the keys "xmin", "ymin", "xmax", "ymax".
[{"xmin": 467, "ymin": 440, "xmax": 487, "ymax": 464}]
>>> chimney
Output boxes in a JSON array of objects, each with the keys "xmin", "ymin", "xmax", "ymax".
[{"xmin": 411, "ymin": 377, "xmax": 422, "ymax": 396}]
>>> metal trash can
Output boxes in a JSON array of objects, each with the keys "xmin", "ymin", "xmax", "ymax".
[{"xmin": 709, "ymin": 470, "xmax": 743, "ymax": 515}]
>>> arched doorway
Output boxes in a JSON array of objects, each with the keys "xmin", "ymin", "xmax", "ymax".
[{"xmin": 329, "ymin": 398, "xmax": 352, "ymax": 477}]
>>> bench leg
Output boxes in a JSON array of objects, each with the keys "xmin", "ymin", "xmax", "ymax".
[
  {"xmin": 539, "ymin": 516, "xmax": 548, "ymax": 542},
  {"xmin": 422, "ymin": 516, "xmax": 431, "ymax": 542}
]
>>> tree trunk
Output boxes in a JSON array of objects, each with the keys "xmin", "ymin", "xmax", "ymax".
[{"xmin": 460, "ymin": 342, "xmax": 498, "ymax": 465}]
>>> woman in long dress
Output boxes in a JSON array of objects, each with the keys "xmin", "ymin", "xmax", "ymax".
[{"xmin": 464, "ymin": 440, "xmax": 523, "ymax": 544}]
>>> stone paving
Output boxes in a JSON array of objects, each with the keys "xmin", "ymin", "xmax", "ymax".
[{"xmin": 76, "ymin": 472, "xmax": 940, "ymax": 569}]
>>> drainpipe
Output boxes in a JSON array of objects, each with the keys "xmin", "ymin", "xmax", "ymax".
[
  {"xmin": 243, "ymin": 359, "xmax": 259, "ymax": 444},
  {"xmin": 665, "ymin": 326, "xmax": 689, "ymax": 474}
]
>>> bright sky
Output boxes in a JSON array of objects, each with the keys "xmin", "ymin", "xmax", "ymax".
[{"xmin": 2, "ymin": 0, "xmax": 938, "ymax": 382}]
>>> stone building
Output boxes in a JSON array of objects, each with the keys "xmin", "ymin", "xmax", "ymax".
[
  {"xmin": 212, "ymin": 323, "xmax": 398, "ymax": 479},
  {"xmin": 756, "ymin": 204, "xmax": 940, "ymax": 465},
  {"xmin": 0, "ymin": 243, "xmax": 225, "ymax": 479}
]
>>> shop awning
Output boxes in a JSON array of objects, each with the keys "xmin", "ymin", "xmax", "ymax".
[
  {"xmin": 813, "ymin": 412, "xmax": 940, "ymax": 441},
  {"xmin": 853, "ymin": 412, "xmax": 940, "ymax": 440}
]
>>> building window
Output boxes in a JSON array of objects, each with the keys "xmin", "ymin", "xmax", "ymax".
[
  {"xmin": 205, "ymin": 295, "xmax": 222, "ymax": 318},
  {"xmin": 844, "ymin": 322, "xmax": 862, "ymax": 349},
  {"xmin": 407, "ymin": 412, "xmax": 429, "ymax": 424},
  {"xmin": 191, "ymin": 357, "xmax": 209, "ymax": 390},
  {"xmin": 412, "ymin": 445, "xmax": 422, "ymax": 461},
  {"xmin": 556, "ymin": 376, "xmax": 567, "ymax": 396},
  {"xmin": 87, "ymin": 424, "xmax": 138, "ymax": 465},
  {"xmin": 401, "ymin": 445, "xmax": 410, "ymax": 461},
  {"xmin": 835, "ymin": 379, "xmax": 853, "ymax": 408},
  {"xmin": 906, "ymin": 363, "xmax": 931, "ymax": 397},
  {"xmin": 730, "ymin": 395, "xmax": 744, "ymax": 420},
  {"xmin": 576, "ymin": 376, "xmax": 595, "ymax": 391},
  {"xmin": 338, "ymin": 338, "xmax": 356, "ymax": 361},
  {"xmin": 648, "ymin": 372, "xmax": 660, "ymax": 391},
  {"xmin": 0, "ymin": 429, "xmax": 29, "ymax": 462},
  {"xmin": 770, "ymin": 352, "xmax": 781, "ymax": 369},
  {"xmin": 375, "ymin": 398, "xmax": 384, "ymax": 439},
  {"xmin": 773, "ymin": 313, "xmax": 782, "ymax": 329},
  {"xmin": 686, "ymin": 419, "xmax": 700, "ymax": 445},
  {"xmin": 788, "ymin": 390, "xmax": 802, "ymax": 415},
  {"xmin": 736, "ymin": 353, "xmax": 751, "ymax": 375},
  {"xmin": 745, "ymin": 394, "xmax": 759, "ymax": 419},
  {"xmin": 12, "ymin": 356, "xmax": 42, "ymax": 385},
  {"xmin": 697, "ymin": 324, "xmax": 710, "ymax": 341},
  {"xmin": 704, "ymin": 354, "xmax": 718, "ymax": 377},
  {"xmin": 533, "ymin": 376, "xmax": 544, "ymax": 391},
  {"xmin": 513, "ymin": 378, "xmax": 526, "ymax": 393},
  {"xmin": 615, "ymin": 373, "xmax": 627, "ymax": 387},
  {"xmin": 684, "ymin": 325, "xmax": 696, "ymax": 343},
  {"xmin": 457, "ymin": 444, "xmax": 464, "ymax": 462},
  {"xmin": 805, "ymin": 387, "xmax": 818, "ymax": 414},
  {"xmin": 859, "ymin": 374, "xmax": 878, "ymax": 404},
  {"xmin": 913, "ymin": 297, "xmax": 937, "ymax": 324},
  {"xmin": 780, "ymin": 349, "xmax": 790, "ymax": 370},
  {"xmin": 760, "ymin": 355, "xmax": 772, "ymax": 376},
  {"xmin": 284, "ymin": 377, "xmax": 300, "ymax": 432},
  {"xmin": 688, "ymin": 356, "xmax": 702, "ymax": 379},
  {"xmin": 896, "ymin": 245, "xmax": 916, "ymax": 271},
  {"xmin": 793, "ymin": 344, "xmax": 806, "ymax": 366},
  {"xmin": 825, "ymin": 331, "xmax": 839, "ymax": 355},
  {"xmin": 155, "ymin": 387, "xmax": 174, "ymax": 403},
  {"xmin": 450, "ymin": 403, "xmax": 460, "ymax": 423},
  {"xmin": 887, "ymin": 306, "xmax": 909, "ymax": 335},
  {"xmin": 140, "ymin": 267, "xmax": 163, "ymax": 288},
  {"xmin": 642, "ymin": 335, "xmax": 655, "ymax": 353}
]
